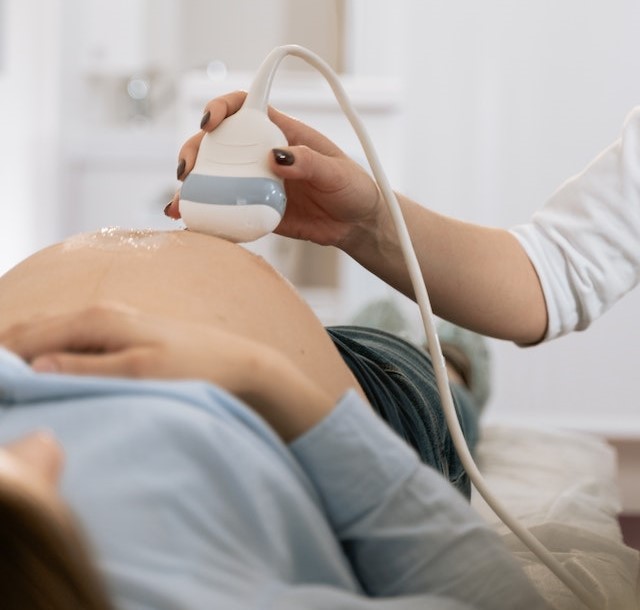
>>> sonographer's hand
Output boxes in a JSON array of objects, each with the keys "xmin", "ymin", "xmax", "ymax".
[
  {"xmin": 167, "ymin": 91, "xmax": 548, "ymax": 345},
  {"xmin": 167, "ymin": 90, "xmax": 385, "ymax": 251},
  {"xmin": 0, "ymin": 303, "xmax": 333, "ymax": 441}
]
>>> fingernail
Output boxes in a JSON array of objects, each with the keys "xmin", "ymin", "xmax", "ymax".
[
  {"xmin": 273, "ymin": 148, "xmax": 294, "ymax": 166},
  {"xmin": 163, "ymin": 202, "xmax": 173, "ymax": 217},
  {"xmin": 176, "ymin": 158, "xmax": 186, "ymax": 180},
  {"xmin": 200, "ymin": 110, "xmax": 211, "ymax": 129}
]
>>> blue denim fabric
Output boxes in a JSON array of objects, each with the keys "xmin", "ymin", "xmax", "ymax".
[{"xmin": 326, "ymin": 326, "xmax": 479, "ymax": 499}]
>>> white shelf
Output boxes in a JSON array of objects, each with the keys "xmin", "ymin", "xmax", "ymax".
[{"xmin": 64, "ymin": 128, "xmax": 176, "ymax": 164}]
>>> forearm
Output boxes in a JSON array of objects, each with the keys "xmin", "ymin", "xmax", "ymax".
[{"xmin": 345, "ymin": 194, "xmax": 548, "ymax": 344}]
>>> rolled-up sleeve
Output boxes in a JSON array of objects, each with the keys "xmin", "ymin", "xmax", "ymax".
[{"xmin": 511, "ymin": 106, "xmax": 640, "ymax": 341}]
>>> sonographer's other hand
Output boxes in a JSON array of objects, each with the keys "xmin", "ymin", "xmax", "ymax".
[
  {"xmin": 167, "ymin": 90, "xmax": 385, "ymax": 251},
  {"xmin": 0, "ymin": 303, "xmax": 334, "ymax": 441}
]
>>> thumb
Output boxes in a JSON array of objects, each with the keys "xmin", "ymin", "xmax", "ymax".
[{"xmin": 270, "ymin": 145, "xmax": 348, "ymax": 190}]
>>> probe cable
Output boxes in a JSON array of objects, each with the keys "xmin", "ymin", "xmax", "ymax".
[{"xmin": 245, "ymin": 44, "xmax": 600, "ymax": 610}]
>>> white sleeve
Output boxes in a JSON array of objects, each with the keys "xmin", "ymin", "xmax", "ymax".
[{"xmin": 510, "ymin": 106, "xmax": 640, "ymax": 340}]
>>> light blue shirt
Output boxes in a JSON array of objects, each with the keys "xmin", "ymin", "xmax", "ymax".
[{"xmin": 0, "ymin": 347, "xmax": 546, "ymax": 610}]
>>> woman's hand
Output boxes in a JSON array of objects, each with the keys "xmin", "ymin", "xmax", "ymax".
[
  {"xmin": 0, "ymin": 303, "xmax": 253, "ymax": 386},
  {"xmin": 0, "ymin": 303, "xmax": 334, "ymax": 441},
  {"xmin": 166, "ymin": 90, "xmax": 385, "ymax": 251}
]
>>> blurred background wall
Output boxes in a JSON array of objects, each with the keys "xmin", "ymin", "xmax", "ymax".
[{"xmin": 1, "ymin": 0, "xmax": 640, "ymax": 437}]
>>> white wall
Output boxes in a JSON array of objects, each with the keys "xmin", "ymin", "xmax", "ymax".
[
  {"xmin": 401, "ymin": 1, "xmax": 640, "ymax": 225},
  {"xmin": 352, "ymin": 1, "xmax": 640, "ymax": 435},
  {"xmin": 0, "ymin": 0, "xmax": 62, "ymax": 274}
]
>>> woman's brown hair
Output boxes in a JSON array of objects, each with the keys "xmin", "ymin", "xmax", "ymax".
[{"xmin": 0, "ymin": 477, "xmax": 114, "ymax": 610}]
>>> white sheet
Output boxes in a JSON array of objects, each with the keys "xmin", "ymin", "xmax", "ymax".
[{"xmin": 472, "ymin": 425, "xmax": 640, "ymax": 610}]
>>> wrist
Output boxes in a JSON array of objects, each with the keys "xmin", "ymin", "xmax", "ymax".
[
  {"xmin": 236, "ymin": 346, "xmax": 335, "ymax": 442},
  {"xmin": 339, "ymin": 185, "xmax": 385, "ymax": 250},
  {"xmin": 341, "ymin": 188, "xmax": 402, "ymax": 267}
]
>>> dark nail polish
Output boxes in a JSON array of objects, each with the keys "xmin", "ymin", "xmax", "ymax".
[
  {"xmin": 176, "ymin": 159, "xmax": 186, "ymax": 180},
  {"xmin": 163, "ymin": 202, "xmax": 173, "ymax": 217},
  {"xmin": 200, "ymin": 110, "xmax": 211, "ymax": 129},
  {"xmin": 273, "ymin": 148, "xmax": 294, "ymax": 166}
]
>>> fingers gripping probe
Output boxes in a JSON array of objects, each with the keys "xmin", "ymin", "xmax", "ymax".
[
  {"xmin": 180, "ymin": 94, "xmax": 288, "ymax": 242},
  {"xmin": 184, "ymin": 44, "xmax": 601, "ymax": 610}
]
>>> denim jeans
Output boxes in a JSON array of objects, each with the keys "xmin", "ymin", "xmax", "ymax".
[{"xmin": 327, "ymin": 326, "xmax": 479, "ymax": 499}]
